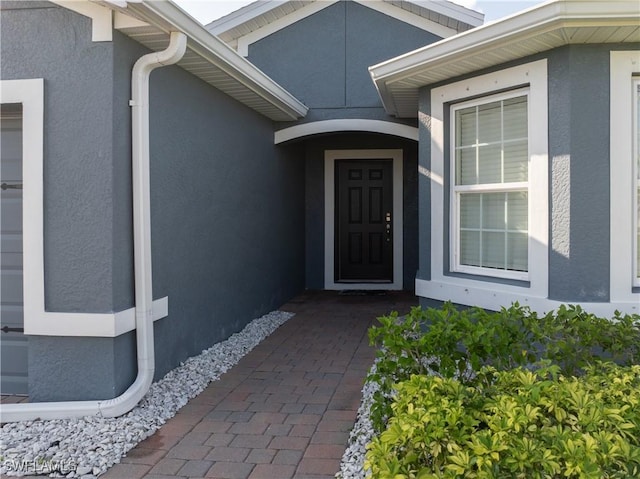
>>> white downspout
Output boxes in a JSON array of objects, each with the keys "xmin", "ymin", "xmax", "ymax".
[{"xmin": 0, "ymin": 32, "xmax": 187, "ymax": 422}]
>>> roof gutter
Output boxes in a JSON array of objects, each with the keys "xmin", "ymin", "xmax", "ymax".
[
  {"xmin": 0, "ymin": 31, "xmax": 187, "ymax": 422},
  {"xmin": 125, "ymin": 0, "xmax": 308, "ymax": 120},
  {"xmin": 369, "ymin": 0, "xmax": 640, "ymax": 116}
]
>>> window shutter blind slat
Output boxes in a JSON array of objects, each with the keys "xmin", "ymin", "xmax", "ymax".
[{"xmin": 453, "ymin": 93, "xmax": 529, "ymax": 274}]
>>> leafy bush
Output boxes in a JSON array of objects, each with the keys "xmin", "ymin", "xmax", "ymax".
[
  {"xmin": 366, "ymin": 364, "xmax": 640, "ymax": 479},
  {"xmin": 367, "ymin": 303, "xmax": 640, "ymax": 432}
]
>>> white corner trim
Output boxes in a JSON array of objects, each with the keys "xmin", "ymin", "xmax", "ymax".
[
  {"xmin": 416, "ymin": 278, "xmax": 639, "ymax": 317},
  {"xmin": 274, "ymin": 119, "xmax": 418, "ymax": 144},
  {"xmin": 237, "ymin": 1, "xmax": 339, "ymax": 56},
  {"xmin": 427, "ymin": 60, "xmax": 549, "ymax": 300},
  {"xmin": 610, "ymin": 51, "xmax": 640, "ymax": 301},
  {"xmin": 1, "ymin": 78, "xmax": 169, "ymax": 338},
  {"xmin": 324, "ymin": 149, "xmax": 404, "ymax": 290},
  {"xmin": 24, "ymin": 297, "xmax": 169, "ymax": 337},
  {"xmin": 50, "ymin": 0, "xmax": 113, "ymax": 42}
]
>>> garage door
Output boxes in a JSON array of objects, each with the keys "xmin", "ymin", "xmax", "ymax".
[{"xmin": 1, "ymin": 103, "xmax": 27, "ymax": 395}]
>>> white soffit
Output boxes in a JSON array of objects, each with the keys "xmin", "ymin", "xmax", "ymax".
[
  {"xmin": 95, "ymin": 0, "xmax": 307, "ymax": 121},
  {"xmin": 208, "ymin": 0, "xmax": 483, "ymax": 53},
  {"xmin": 370, "ymin": 0, "xmax": 640, "ymax": 118}
]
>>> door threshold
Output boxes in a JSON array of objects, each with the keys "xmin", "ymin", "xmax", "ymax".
[{"xmin": 337, "ymin": 289, "xmax": 388, "ymax": 296}]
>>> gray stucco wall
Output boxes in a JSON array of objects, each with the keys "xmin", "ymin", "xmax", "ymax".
[
  {"xmin": 145, "ymin": 49, "xmax": 305, "ymax": 380},
  {"xmin": 303, "ymin": 134, "xmax": 418, "ymax": 291},
  {"xmin": 1, "ymin": 2, "xmax": 116, "ymax": 313},
  {"xmin": 249, "ymin": 1, "xmax": 440, "ymax": 127},
  {"xmin": 2, "ymin": 3, "xmax": 305, "ymax": 401},
  {"xmin": 0, "ymin": 2, "xmax": 135, "ymax": 400},
  {"xmin": 546, "ymin": 44, "xmax": 612, "ymax": 302},
  {"xmin": 416, "ymin": 43, "xmax": 639, "ymax": 305}
]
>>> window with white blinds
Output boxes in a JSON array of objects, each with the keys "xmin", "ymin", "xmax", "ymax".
[{"xmin": 451, "ymin": 91, "xmax": 529, "ymax": 280}]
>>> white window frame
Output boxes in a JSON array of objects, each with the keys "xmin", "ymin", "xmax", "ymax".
[
  {"xmin": 610, "ymin": 51, "xmax": 640, "ymax": 305},
  {"xmin": 1, "ymin": 79, "xmax": 167, "ymax": 337},
  {"xmin": 450, "ymin": 88, "xmax": 530, "ymax": 281},
  {"xmin": 634, "ymin": 78, "xmax": 640, "ymax": 286},
  {"xmin": 418, "ymin": 60, "xmax": 548, "ymax": 312}
]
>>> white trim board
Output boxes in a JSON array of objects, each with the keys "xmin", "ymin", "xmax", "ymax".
[
  {"xmin": 324, "ymin": 149, "xmax": 404, "ymax": 290},
  {"xmin": 274, "ymin": 119, "xmax": 418, "ymax": 144},
  {"xmin": 0, "ymin": 78, "xmax": 168, "ymax": 338},
  {"xmin": 49, "ymin": 0, "xmax": 113, "ymax": 42},
  {"xmin": 610, "ymin": 51, "xmax": 640, "ymax": 303},
  {"xmin": 416, "ymin": 278, "xmax": 639, "ymax": 317},
  {"xmin": 425, "ymin": 60, "xmax": 549, "ymax": 308}
]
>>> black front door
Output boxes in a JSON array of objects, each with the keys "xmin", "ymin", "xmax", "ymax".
[{"xmin": 335, "ymin": 159, "xmax": 393, "ymax": 282}]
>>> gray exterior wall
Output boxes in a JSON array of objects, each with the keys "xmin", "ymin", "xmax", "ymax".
[
  {"xmin": 416, "ymin": 43, "xmax": 639, "ymax": 306},
  {"xmin": 303, "ymin": 134, "xmax": 418, "ymax": 291},
  {"xmin": 1, "ymin": 2, "xmax": 134, "ymax": 400},
  {"xmin": 2, "ymin": 3, "xmax": 305, "ymax": 401},
  {"xmin": 248, "ymin": 1, "xmax": 441, "ymax": 127}
]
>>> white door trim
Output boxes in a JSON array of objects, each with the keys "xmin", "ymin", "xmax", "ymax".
[
  {"xmin": 274, "ymin": 119, "xmax": 418, "ymax": 144},
  {"xmin": 324, "ymin": 149, "xmax": 403, "ymax": 290}
]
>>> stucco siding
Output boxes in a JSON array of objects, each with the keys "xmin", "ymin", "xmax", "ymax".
[
  {"xmin": 249, "ymin": 1, "xmax": 440, "ymax": 125},
  {"xmin": 2, "ymin": 4, "xmax": 305, "ymax": 400},
  {"xmin": 0, "ymin": 3, "xmax": 134, "ymax": 400},
  {"xmin": 1, "ymin": 2, "xmax": 116, "ymax": 313},
  {"xmin": 547, "ymin": 45, "xmax": 611, "ymax": 302},
  {"xmin": 127, "ymin": 36, "xmax": 306, "ymax": 382}
]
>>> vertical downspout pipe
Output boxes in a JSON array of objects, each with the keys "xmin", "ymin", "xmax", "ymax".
[{"xmin": 0, "ymin": 32, "xmax": 187, "ymax": 422}]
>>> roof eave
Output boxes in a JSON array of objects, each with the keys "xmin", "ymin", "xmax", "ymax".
[
  {"xmin": 100, "ymin": 0, "xmax": 308, "ymax": 121},
  {"xmin": 370, "ymin": 0, "xmax": 640, "ymax": 117}
]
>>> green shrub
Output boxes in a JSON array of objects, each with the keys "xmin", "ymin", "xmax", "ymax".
[
  {"xmin": 367, "ymin": 303, "xmax": 640, "ymax": 433},
  {"xmin": 366, "ymin": 364, "xmax": 640, "ymax": 479}
]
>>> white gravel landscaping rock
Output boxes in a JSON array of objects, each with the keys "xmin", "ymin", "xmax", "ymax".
[
  {"xmin": 336, "ymin": 354, "xmax": 456, "ymax": 479},
  {"xmin": 0, "ymin": 310, "xmax": 293, "ymax": 478}
]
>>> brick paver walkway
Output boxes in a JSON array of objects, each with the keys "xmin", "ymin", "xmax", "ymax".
[{"xmin": 101, "ymin": 290, "xmax": 417, "ymax": 479}]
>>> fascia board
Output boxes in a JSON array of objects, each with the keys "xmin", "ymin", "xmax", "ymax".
[
  {"xmin": 405, "ymin": 0, "xmax": 483, "ymax": 27},
  {"xmin": 127, "ymin": 0, "xmax": 308, "ymax": 120},
  {"xmin": 361, "ymin": 1, "xmax": 461, "ymax": 39},
  {"xmin": 371, "ymin": 0, "xmax": 640, "ymax": 88},
  {"xmin": 207, "ymin": 0, "xmax": 290, "ymax": 35}
]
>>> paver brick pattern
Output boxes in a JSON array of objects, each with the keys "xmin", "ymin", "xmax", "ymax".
[{"xmin": 101, "ymin": 291, "xmax": 416, "ymax": 479}]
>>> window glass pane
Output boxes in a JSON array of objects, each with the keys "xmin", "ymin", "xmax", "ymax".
[
  {"xmin": 503, "ymin": 140, "xmax": 528, "ymax": 182},
  {"xmin": 478, "ymin": 144, "xmax": 502, "ymax": 184},
  {"xmin": 460, "ymin": 230, "xmax": 480, "ymax": 267},
  {"xmin": 456, "ymin": 147, "xmax": 477, "ymax": 185},
  {"xmin": 507, "ymin": 232, "xmax": 528, "ymax": 271},
  {"xmin": 453, "ymin": 93, "xmax": 529, "ymax": 276},
  {"xmin": 503, "ymin": 96, "xmax": 527, "ymax": 140},
  {"xmin": 478, "ymin": 101, "xmax": 501, "ymax": 143},
  {"xmin": 507, "ymin": 191, "xmax": 528, "ymax": 231},
  {"xmin": 482, "ymin": 193, "xmax": 505, "ymax": 230},
  {"xmin": 456, "ymin": 107, "xmax": 476, "ymax": 147},
  {"xmin": 482, "ymin": 231, "xmax": 505, "ymax": 269},
  {"xmin": 460, "ymin": 193, "xmax": 480, "ymax": 229}
]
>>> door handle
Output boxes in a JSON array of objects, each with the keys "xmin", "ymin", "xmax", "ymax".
[
  {"xmin": 385, "ymin": 212, "xmax": 391, "ymax": 242},
  {"xmin": 1, "ymin": 182, "xmax": 22, "ymax": 190}
]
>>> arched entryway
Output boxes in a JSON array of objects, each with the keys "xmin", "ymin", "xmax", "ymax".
[{"xmin": 275, "ymin": 122, "xmax": 419, "ymax": 292}]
